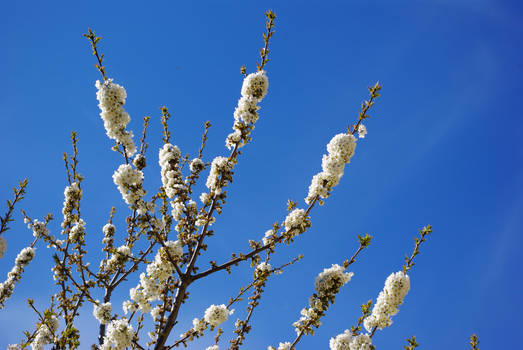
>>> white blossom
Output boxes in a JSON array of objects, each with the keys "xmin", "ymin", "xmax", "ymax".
[
  {"xmin": 234, "ymin": 96, "xmax": 260, "ymax": 124},
  {"xmin": 205, "ymin": 157, "xmax": 232, "ymax": 194},
  {"xmin": 357, "ymin": 124, "xmax": 367, "ymax": 139},
  {"xmin": 96, "ymin": 79, "xmax": 137, "ymax": 156},
  {"xmin": 364, "ymin": 271, "xmax": 410, "ymax": 332},
  {"xmin": 283, "ymin": 208, "xmax": 309, "ymax": 236},
  {"xmin": 190, "ymin": 158, "xmax": 205, "ymax": 172},
  {"xmin": 349, "ymin": 334, "xmax": 372, "ymax": 350},
  {"xmin": 315, "ymin": 264, "xmax": 354, "ymax": 297},
  {"xmin": 102, "ymin": 319, "xmax": 134, "ymax": 350},
  {"xmin": 204, "ymin": 304, "xmax": 231, "ymax": 327},
  {"xmin": 68, "ymin": 219, "xmax": 86, "ymax": 242},
  {"xmin": 159, "ymin": 143, "xmax": 184, "ymax": 198},
  {"xmin": 329, "ymin": 329, "xmax": 352, "ymax": 350},
  {"xmin": 93, "ymin": 301, "xmax": 112, "ymax": 324},
  {"xmin": 112, "ymin": 164, "xmax": 145, "ymax": 205},
  {"xmin": 206, "ymin": 346, "xmax": 219, "ymax": 350},
  {"xmin": 241, "ymin": 70, "xmax": 269, "ymax": 100},
  {"xmin": 268, "ymin": 342, "xmax": 292, "ymax": 350},
  {"xmin": 192, "ymin": 317, "xmax": 207, "ymax": 332},
  {"xmin": 105, "ymin": 245, "xmax": 132, "ymax": 273}
]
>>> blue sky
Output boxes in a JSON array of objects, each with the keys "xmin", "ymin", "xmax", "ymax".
[{"xmin": 1, "ymin": 0, "xmax": 522, "ymax": 348}]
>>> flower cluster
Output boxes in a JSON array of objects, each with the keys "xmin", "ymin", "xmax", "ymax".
[
  {"xmin": 206, "ymin": 345, "xmax": 219, "ymax": 350},
  {"xmin": 205, "ymin": 156, "xmax": 233, "ymax": 194},
  {"xmin": 102, "ymin": 223, "xmax": 116, "ymax": 246},
  {"xmin": 68, "ymin": 219, "xmax": 86, "ymax": 243},
  {"xmin": 315, "ymin": 264, "xmax": 354, "ymax": 298},
  {"xmin": 364, "ymin": 271, "xmax": 410, "ymax": 331},
  {"xmin": 62, "ymin": 182, "xmax": 82, "ymax": 228},
  {"xmin": 190, "ymin": 158, "xmax": 205, "ymax": 173},
  {"xmin": 255, "ymin": 262, "xmax": 272, "ymax": 278},
  {"xmin": 0, "ymin": 236, "xmax": 6, "ymax": 259},
  {"xmin": 29, "ymin": 219, "xmax": 50, "ymax": 239},
  {"xmin": 104, "ymin": 245, "xmax": 132, "ymax": 273},
  {"xmin": 159, "ymin": 143, "xmax": 184, "ymax": 199},
  {"xmin": 101, "ymin": 319, "xmax": 135, "ymax": 350},
  {"xmin": 305, "ymin": 133, "xmax": 357, "ymax": 204},
  {"xmin": 283, "ymin": 209, "xmax": 311, "ymax": 239},
  {"xmin": 125, "ymin": 241, "xmax": 182, "ymax": 314},
  {"xmin": 203, "ymin": 304, "xmax": 231, "ymax": 328},
  {"xmin": 95, "ymin": 79, "xmax": 137, "ymax": 156},
  {"xmin": 112, "ymin": 164, "xmax": 145, "ymax": 206},
  {"xmin": 93, "ymin": 301, "xmax": 112, "ymax": 324},
  {"xmin": 31, "ymin": 316, "xmax": 59, "ymax": 350},
  {"xmin": 268, "ymin": 342, "xmax": 292, "ymax": 350},
  {"xmin": 293, "ymin": 264, "xmax": 353, "ymax": 338},
  {"xmin": 330, "ymin": 331, "xmax": 373, "ymax": 350},
  {"xmin": 226, "ymin": 70, "xmax": 269, "ymax": 150}
]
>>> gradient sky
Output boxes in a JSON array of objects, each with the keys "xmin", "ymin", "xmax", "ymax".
[{"xmin": 1, "ymin": 0, "xmax": 522, "ymax": 349}]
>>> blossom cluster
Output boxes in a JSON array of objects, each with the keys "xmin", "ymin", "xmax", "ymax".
[
  {"xmin": 112, "ymin": 164, "xmax": 145, "ymax": 206},
  {"xmin": 93, "ymin": 301, "xmax": 113, "ymax": 324},
  {"xmin": 62, "ymin": 182, "xmax": 82, "ymax": 229},
  {"xmin": 330, "ymin": 330, "xmax": 373, "ymax": 350},
  {"xmin": 314, "ymin": 264, "xmax": 354, "ymax": 298},
  {"xmin": 225, "ymin": 70, "xmax": 269, "ymax": 150},
  {"xmin": 268, "ymin": 342, "xmax": 292, "ymax": 350},
  {"xmin": 0, "ymin": 247, "xmax": 35, "ymax": 308},
  {"xmin": 205, "ymin": 156, "xmax": 233, "ymax": 195},
  {"xmin": 103, "ymin": 245, "xmax": 132, "ymax": 273},
  {"xmin": 283, "ymin": 208, "xmax": 311, "ymax": 240},
  {"xmin": 31, "ymin": 315, "xmax": 59, "ymax": 350},
  {"xmin": 159, "ymin": 143, "xmax": 184, "ymax": 199},
  {"xmin": 95, "ymin": 79, "xmax": 137, "ymax": 156},
  {"xmin": 305, "ymin": 133, "xmax": 357, "ymax": 204},
  {"xmin": 292, "ymin": 264, "xmax": 353, "ymax": 340},
  {"xmin": 101, "ymin": 318, "xmax": 135, "ymax": 350},
  {"xmin": 125, "ymin": 241, "xmax": 182, "ymax": 315},
  {"xmin": 203, "ymin": 304, "xmax": 231, "ymax": 328},
  {"xmin": 363, "ymin": 270, "xmax": 410, "ymax": 331}
]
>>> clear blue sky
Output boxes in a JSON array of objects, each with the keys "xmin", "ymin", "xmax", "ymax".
[{"xmin": 1, "ymin": 0, "xmax": 522, "ymax": 349}]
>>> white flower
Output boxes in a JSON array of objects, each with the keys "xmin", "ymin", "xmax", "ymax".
[
  {"xmin": 269, "ymin": 342, "xmax": 291, "ymax": 350},
  {"xmin": 283, "ymin": 209, "xmax": 309, "ymax": 235},
  {"xmin": 241, "ymin": 70, "xmax": 269, "ymax": 100},
  {"xmin": 204, "ymin": 304, "xmax": 230, "ymax": 327},
  {"xmin": 103, "ymin": 319, "xmax": 134, "ymax": 350},
  {"xmin": 349, "ymin": 334, "xmax": 372, "ymax": 350},
  {"xmin": 159, "ymin": 143, "xmax": 184, "ymax": 198},
  {"xmin": 192, "ymin": 317, "xmax": 207, "ymax": 332},
  {"xmin": 363, "ymin": 271, "xmax": 410, "ymax": 332},
  {"xmin": 30, "ymin": 220, "xmax": 50, "ymax": 238},
  {"xmin": 190, "ymin": 158, "xmax": 205, "ymax": 172},
  {"xmin": 205, "ymin": 157, "xmax": 232, "ymax": 193},
  {"xmin": 326, "ymin": 133, "xmax": 356, "ymax": 163},
  {"xmin": 357, "ymin": 124, "xmax": 367, "ymax": 138},
  {"xmin": 233, "ymin": 96, "xmax": 260, "ymax": 124},
  {"xmin": 133, "ymin": 153, "xmax": 146, "ymax": 170},
  {"xmin": 105, "ymin": 246, "xmax": 132, "ymax": 272},
  {"xmin": 255, "ymin": 262, "xmax": 272, "ymax": 278},
  {"xmin": 262, "ymin": 229, "xmax": 276, "ymax": 246},
  {"xmin": 96, "ymin": 79, "xmax": 137, "ymax": 156},
  {"xmin": 68, "ymin": 219, "xmax": 86, "ymax": 242},
  {"xmin": 206, "ymin": 346, "xmax": 219, "ymax": 350},
  {"xmin": 0, "ymin": 236, "xmax": 7, "ymax": 258},
  {"xmin": 314, "ymin": 264, "xmax": 354, "ymax": 297},
  {"xmin": 15, "ymin": 247, "xmax": 35, "ymax": 266},
  {"xmin": 93, "ymin": 301, "xmax": 112, "ymax": 324},
  {"xmin": 329, "ymin": 329, "xmax": 352, "ymax": 350},
  {"xmin": 112, "ymin": 164, "xmax": 145, "ymax": 205}
]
